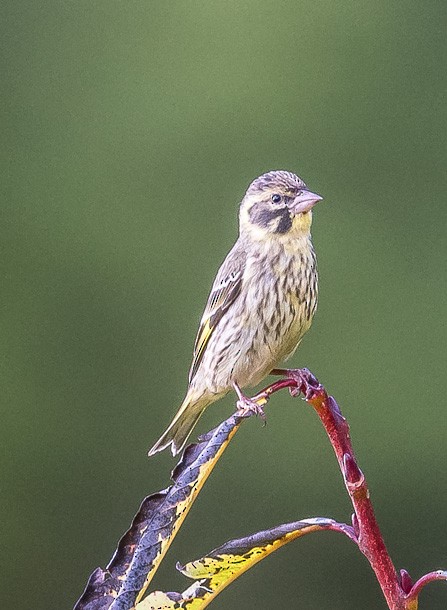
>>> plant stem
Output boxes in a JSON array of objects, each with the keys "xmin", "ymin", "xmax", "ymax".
[
  {"xmin": 305, "ymin": 381, "xmax": 404, "ymax": 608},
  {"xmin": 257, "ymin": 369, "xmax": 406, "ymax": 609}
]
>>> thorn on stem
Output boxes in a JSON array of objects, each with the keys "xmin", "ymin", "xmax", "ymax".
[
  {"xmin": 351, "ymin": 512, "xmax": 360, "ymax": 538},
  {"xmin": 328, "ymin": 395, "xmax": 342, "ymax": 417},
  {"xmin": 400, "ymin": 569, "xmax": 413, "ymax": 594},
  {"xmin": 343, "ymin": 453, "xmax": 364, "ymax": 488}
]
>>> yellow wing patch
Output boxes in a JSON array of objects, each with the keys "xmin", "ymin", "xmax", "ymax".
[
  {"xmin": 188, "ymin": 272, "xmax": 242, "ymax": 383},
  {"xmin": 190, "ymin": 320, "xmax": 213, "ymax": 381}
]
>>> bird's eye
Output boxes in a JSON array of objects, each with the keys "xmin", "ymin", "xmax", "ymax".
[{"xmin": 271, "ymin": 194, "xmax": 282, "ymax": 204}]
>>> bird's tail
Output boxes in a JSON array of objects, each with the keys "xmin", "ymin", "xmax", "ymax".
[{"xmin": 148, "ymin": 393, "xmax": 211, "ymax": 457}]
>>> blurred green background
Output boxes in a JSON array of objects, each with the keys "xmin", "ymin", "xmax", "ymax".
[{"xmin": 2, "ymin": 1, "xmax": 446, "ymax": 608}]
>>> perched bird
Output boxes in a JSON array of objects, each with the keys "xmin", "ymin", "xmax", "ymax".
[{"xmin": 149, "ymin": 170, "xmax": 322, "ymax": 456}]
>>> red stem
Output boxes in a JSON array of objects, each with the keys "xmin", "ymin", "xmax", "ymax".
[
  {"xmin": 254, "ymin": 369, "xmax": 445, "ymax": 608},
  {"xmin": 255, "ymin": 370, "xmax": 406, "ymax": 609},
  {"xmin": 307, "ymin": 386, "xmax": 404, "ymax": 608}
]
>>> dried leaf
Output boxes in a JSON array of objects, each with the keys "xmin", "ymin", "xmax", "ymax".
[{"xmin": 74, "ymin": 414, "xmax": 244, "ymax": 610}]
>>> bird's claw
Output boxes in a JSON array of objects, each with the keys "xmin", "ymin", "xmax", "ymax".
[{"xmin": 235, "ymin": 396, "xmax": 267, "ymax": 422}]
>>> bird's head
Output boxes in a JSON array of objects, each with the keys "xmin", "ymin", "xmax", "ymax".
[{"xmin": 239, "ymin": 170, "xmax": 322, "ymax": 240}]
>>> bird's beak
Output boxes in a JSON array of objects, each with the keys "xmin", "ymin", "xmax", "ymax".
[{"xmin": 289, "ymin": 190, "xmax": 323, "ymax": 214}]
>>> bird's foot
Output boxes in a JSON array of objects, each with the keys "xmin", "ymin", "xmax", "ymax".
[
  {"xmin": 235, "ymin": 396, "xmax": 267, "ymax": 422},
  {"xmin": 233, "ymin": 383, "xmax": 267, "ymax": 422},
  {"xmin": 270, "ymin": 367, "xmax": 320, "ymax": 400}
]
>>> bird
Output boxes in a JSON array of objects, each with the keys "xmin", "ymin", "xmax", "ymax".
[{"xmin": 149, "ymin": 170, "xmax": 322, "ymax": 457}]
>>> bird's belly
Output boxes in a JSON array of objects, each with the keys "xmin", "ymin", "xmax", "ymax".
[
  {"xmin": 230, "ymin": 295, "xmax": 313, "ymax": 389},
  {"xmin": 195, "ymin": 251, "xmax": 317, "ymax": 395}
]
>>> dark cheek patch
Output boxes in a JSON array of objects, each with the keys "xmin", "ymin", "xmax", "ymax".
[
  {"xmin": 249, "ymin": 205, "xmax": 292, "ymax": 233},
  {"xmin": 275, "ymin": 209, "xmax": 293, "ymax": 233}
]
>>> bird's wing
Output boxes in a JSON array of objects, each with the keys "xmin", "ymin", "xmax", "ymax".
[{"xmin": 188, "ymin": 246, "xmax": 246, "ymax": 383}]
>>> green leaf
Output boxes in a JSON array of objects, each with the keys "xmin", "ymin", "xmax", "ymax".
[{"xmin": 137, "ymin": 518, "xmax": 356, "ymax": 609}]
